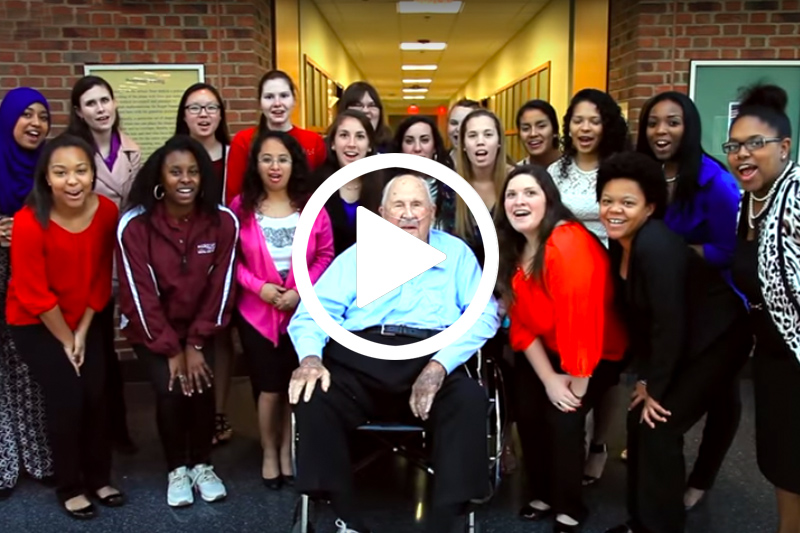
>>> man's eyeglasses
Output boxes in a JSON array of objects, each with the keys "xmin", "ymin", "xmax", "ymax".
[
  {"xmin": 185, "ymin": 104, "xmax": 222, "ymax": 116},
  {"xmin": 349, "ymin": 103, "xmax": 380, "ymax": 111},
  {"xmin": 721, "ymin": 136, "xmax": 782, "ymax": 154}
]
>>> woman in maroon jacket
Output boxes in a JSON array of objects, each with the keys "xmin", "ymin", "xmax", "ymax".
[{"xmin": 116, "ymin": 135, "xmax": 238, "ymax": 508}]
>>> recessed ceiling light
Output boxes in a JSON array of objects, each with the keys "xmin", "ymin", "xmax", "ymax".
[
  {"xmin": 397, "ymin": 1, "xmax": 463, "ymax": 14},
  {"xmin": 400, "ymin": 42, "xmax": 447, "ymax": 51},
  {"xmin": 403, "ymin": 88, "xmax": 428, "ymax": 93},
  {"xmin": 403, "ymin": 95, "xmax": 426, "ymax": 100},
  {"xmin": 401, "ymin": 65, "xmax": 437, "ymax": 71},
  {"xmin": 402, "ymin": 78, "xmax": 432, "ymax": 83}
]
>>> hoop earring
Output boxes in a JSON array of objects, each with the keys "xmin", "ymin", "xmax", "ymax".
[
  {"xmin": 153, "ymin": 185, "xmax": 165, "ymax": 200},
  {"xmin": 433, "ymin": 152, "xmax": 438, "ymax": 161}
]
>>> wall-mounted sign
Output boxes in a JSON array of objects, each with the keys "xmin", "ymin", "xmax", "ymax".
[{"xmin": 83, "ymin": 64, "xmax": 205, "ymax": 159}]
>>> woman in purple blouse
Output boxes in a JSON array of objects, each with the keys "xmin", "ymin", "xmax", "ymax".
[{"xmin": 637, "ymin": 91, "xmax": 745, "ymax": 511}]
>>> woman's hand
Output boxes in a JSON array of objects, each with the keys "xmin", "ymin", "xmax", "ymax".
[
  {"xmin": 63, "ymin": 340, "xmax": 80, "ymax": 377},
  {"xmin": 629, "ymin": 380, "xmax": 648, "ymax": 411},
  {"xmin": 543, "ymin": 374, "xmax": 582, "ymax": 412},
  {"xmin": 168, "ymin": 352, "xmax": 190, "ymax": 395},
  {"xmin": 185, "ymin": 345, "xmax": 213, "ymax": 395},
  {"xmin": 641, "ymin": 396, "xmax": 672, "ymax": 429},
  {"xmin": 274, "ymin": 289, "xmax": 300, "ymax": 312},
  {"xmin": 72, "ymin": 330, "xmax": 87, "ymax": 371},
  {"xmin": 0, "ymin": 217, "xmax": 12, "ymax": 247},
  {"xmin": 259, "ymin": 283, "xmax": 286, "ymax": 306}
]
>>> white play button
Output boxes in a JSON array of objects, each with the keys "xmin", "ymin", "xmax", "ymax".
[{"xmin": 356, "ymin": 206, "xmax": 446, "ymax": 308}]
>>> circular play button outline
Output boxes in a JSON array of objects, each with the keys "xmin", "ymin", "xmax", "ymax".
[{"xmin": 292, "ymin": 152, "xmax": 499, "ymax": 361}]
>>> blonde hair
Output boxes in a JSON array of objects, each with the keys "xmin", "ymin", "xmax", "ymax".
[{"xmin": 454, "ymin": 109, "xmax": 508, "ymax": 241}]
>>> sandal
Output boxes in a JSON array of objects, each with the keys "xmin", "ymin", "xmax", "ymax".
[
  {"xmin": 583, "ymin": 442, "xmax": 608, "ymax": 486},
  {"xmin": 212, "ymin": 413, "xmax": 233, "ymax": 446}
]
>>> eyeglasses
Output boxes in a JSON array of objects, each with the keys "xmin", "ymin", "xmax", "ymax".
[
  {"xmin": 349, "ymin": 103, "xmax": 380, "ymax": 111},
  {"xmin": 185, "ymin": 103, "xmax": 221, "ymax": 116},
  {"xmin": 721, "ymin": 136, "xmax": 782, "ymax": 154},
  {"xmin": 259, "ymin": 156, "xmax": 292, "ymax": 166}
]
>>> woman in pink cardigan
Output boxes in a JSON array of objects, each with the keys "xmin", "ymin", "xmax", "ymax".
[{"xmin": 231, "ymin": 130, "xmax": 334, "ymax": 490}]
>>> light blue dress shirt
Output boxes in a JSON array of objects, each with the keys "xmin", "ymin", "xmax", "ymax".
[{"xmin": 288, "ymin": 229, "xmax": 500, "ymax": 374}]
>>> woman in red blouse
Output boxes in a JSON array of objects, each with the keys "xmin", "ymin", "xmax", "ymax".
[
  {"xmin": 496, "ymin": 164, "xmax": 627, "ymax": 532},
  {"xmin": 225, "ymin": 70, "xmax": 326, "ymax": 205},
  {"xmin": 6, "ymin": 134, "xmax": 124, "ymax": 518}
]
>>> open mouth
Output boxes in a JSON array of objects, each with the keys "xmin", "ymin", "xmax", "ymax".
[
  {"xmin": 23, "ymin": 129, "xmax": 41, "ymax": 142},
  {"xmin": 267, "ymin": 172, "xmax": 283, "ymax": 183},
  {"xmin": 175, "ymin": 186, "xmax": 195, "ymax": 199},
  {"xmin": 737, "ymin": 163, "xmax": 758, "ymax": 180},
  {"xmin": 197, "ymin": 120, "xmax": 212, "ymax": 129},
  {"xmin": 512, "ymin": 209, "xmax": 531, "ymax": 219},
  {"xmin": 526, "ymin": 139, "xmax": 543, "ymax": 151},
  {"xmin": 475, "ymin": 149, "xmax": 489, "ymax": 158},
  {"xmin": 343, "ymin": 150, "xmax": 361, "ymax": 160},
  {"xmin": 577, "ymin": 136, "xmax": 595, "ymax": 147},
  {"xmin": 605, "ymin": 217, "xmax": 627, "ymax": 226}
]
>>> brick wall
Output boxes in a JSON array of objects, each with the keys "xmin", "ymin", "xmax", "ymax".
[
  {"xmin": 608, "ymin": 0, "xmax": 800, "ymax": 130},
  {"xmin": 0, "ymin": 0, "xmax": 273, "ymax": 133}
]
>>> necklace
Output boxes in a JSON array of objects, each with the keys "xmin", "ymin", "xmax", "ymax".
[
  {"xmin": 662, "ymin": 163, "xmax": 678, "ymax": 183},
  {"xmin": 748, "ymin": 169, "xmax": 787, "ymax": 229}
]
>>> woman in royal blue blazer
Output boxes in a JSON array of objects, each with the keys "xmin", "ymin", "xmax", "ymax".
[{"xmin": 636, "ymin": 91, "xmax": 744, "ymax": 511}]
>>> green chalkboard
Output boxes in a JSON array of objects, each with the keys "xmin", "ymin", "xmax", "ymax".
[{"xmin": 688, "ymin": 60, "xmax": 800, "ymax": 164}]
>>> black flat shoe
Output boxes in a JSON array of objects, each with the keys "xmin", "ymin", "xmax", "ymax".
[
  {"xmin": 96, "ymin": 491, "xmax": 126, "ymax": 507},
  {"xmin": 554, "ymin": 521, "xmax": 579, "ymax": 533},
  {"xmin": 604, "ymin": 525, "xmax": 633, "ymax": 533},
  {"xmin": 0, "ymin": 487, "xmax": 12, "ymax": 500},
  {"xmin": 263, "ymin": 476, "xmax": 282, "ymax": 490},
  {"xmin": 281, "ymin": 475, "xmax": 295, "ymax": 486},
  {"xmin": 583, "ymin": 442, "xmax": 608, "ymax": 486},
  {"xmin": 65, "ymin": 503, "xmax": 96, "ymax": 520},
  {"xmin": 519, "ymin": 502, "xmax": 553, "ymax": 521}
]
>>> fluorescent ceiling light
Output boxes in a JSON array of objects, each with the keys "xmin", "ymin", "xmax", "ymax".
[
  {"xmin": 403, "ymin": 88, "xmax": 429, "ymax": 93},
  {"xmin": 397, "ymin": 1, "xmax": 463, "ymax": 14},
  {"xmin": 402, "ymin": 65, "xmax": 438, "ymax": 71},
  {"xmin": 402, "ymin": 78, "xmax": 432, "ymax": 83},
  {"xmin": 404, "ymin": 95, "xmax": 426, "ymax": 100},
  {"xmin": 400, "ymin": 42, "xmax": 447, "ymax": 51}
]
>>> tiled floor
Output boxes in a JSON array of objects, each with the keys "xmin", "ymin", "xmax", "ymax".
[{"xmin": 0, "ymin": 378, "xmax": 778, "ymax": 533}]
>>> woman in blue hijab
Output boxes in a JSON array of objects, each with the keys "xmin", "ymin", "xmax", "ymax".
[{"xmin": 0, "ymin": 87, "xmax": 54, "ymax": 497}]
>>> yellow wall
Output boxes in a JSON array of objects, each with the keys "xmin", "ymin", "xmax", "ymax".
[
  {"xmin": 572, "ymin": 0, "xmax": 609, "ymax": 94},
  {"xmin": 452, "ymin": 0, "xmax": 572, "ymax": 121},
  {"xmin": 297, "ymin": 0, "xmax": 365, "ymax": 127}
]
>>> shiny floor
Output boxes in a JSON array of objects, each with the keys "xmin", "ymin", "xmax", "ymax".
[{"xmin": 1, "ymin": 378, "xmax": 777, "ymax": 533}]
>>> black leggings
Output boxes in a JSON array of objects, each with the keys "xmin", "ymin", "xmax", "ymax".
[
  {"xmin": 134, "ymin": 343, "xmax": 216, "ymax": 472},
  {"xmin": 11, "ymin": 321, "xmax": 111, "ymax": 503},
  {"xmin": 97, "ymin": 301, "xmax": 132, "ymax": 444}
]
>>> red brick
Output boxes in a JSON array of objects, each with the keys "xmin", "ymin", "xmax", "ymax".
[
  {"xmin": 721, "ymin": 49, "xmax": 740, "ymax": 59},
  {"xmin": 741, "ymin": 24, "xmax": 778, "ymax": 34},
  {"xmin": 723, "ymin": 25, "xmax": 741, "ymax": 34},
  {"xmin": 686, "ymin": 25, "xmax": 720, "ymax": 35},
  {"xmin": 778, "ymin": 48, "xmax": 798, "ymax": 58},
  {"xmin": 711, "ymin": 36, "xmax": 747, "ymax": 47},
  {"xmin": 714, "ymin": 13, "xmax": 748, "ymax": 23},
  {"xmin": 750, "ymin": 12, "xmax": 768, "ymax": 23},
  {"xmin": 769, "ymin": 36, "xmax": 800, "ymax": 46},
  {"xmin": 741, "ymin": 48, "xmax": 778, "ymax": 58}
]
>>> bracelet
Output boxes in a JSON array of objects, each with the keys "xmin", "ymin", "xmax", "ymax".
[{"xmin": 637, "ymin": 379, "xmax": 647, "ymax": 386}]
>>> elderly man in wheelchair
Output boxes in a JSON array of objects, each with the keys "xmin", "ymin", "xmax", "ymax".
[{"xmin": 287, "ymin": 173, "xmax": 500, "ymax": 533}]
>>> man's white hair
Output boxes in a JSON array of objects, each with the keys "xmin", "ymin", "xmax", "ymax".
[{"xmin": 381, "ymin": 173, "xmax": 434, "ymax": 207}]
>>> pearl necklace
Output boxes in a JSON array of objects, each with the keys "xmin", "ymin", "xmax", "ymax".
[
  {"xmin": 748, "ymin": 166, "xmax": 789, "ymax": 229},
  {"xmin": 662, "ymin": 163, "xmax": 678, "ymax": 183}
]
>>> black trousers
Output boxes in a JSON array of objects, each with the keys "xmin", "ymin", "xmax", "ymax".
[
  {"xmin": 294, "ymin": 333, "xmax": 489, "ymax": 508},
  {"xmin": 97, "ymin": 301, "xmax": 131, "ymax": 444},
  {"xmin": 626, "ymin": 318, "xmax": 752, "ymax": 533},
  {"xmin": 134, "ymin": 343, "xmax": 216, "ymax": 472},
  {"xmin": 514, "ymin": 352, "xmax": 621, "ymax": 521},
  {"xmin": 11, "ymin": 321, "xmax": 111, "ymax": 503}
]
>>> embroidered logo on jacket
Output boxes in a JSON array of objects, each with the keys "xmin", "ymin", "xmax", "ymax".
[{"xmin": 197, "ymin": 242, "xmax": 216, "ymax": 255}]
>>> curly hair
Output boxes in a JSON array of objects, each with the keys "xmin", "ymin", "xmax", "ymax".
[
  {"xmin": 125, "ymin": 135, "xmax": 221, "ymax": 218},
  {"xmin": 596, "ymin": 151, "xmax": 667, "ymax": 219},
  {"xmin": 494, "ymin": 164, "xmax": 581, "ymax": 303},
  {"xmin": 730, "ymin": 83, "xmax": 791, "ymax": 138},
  {"xmin": 174, "ymin": 82, "xmax": 230, "ymax": 146},
  {"xmin": 559, "ymin": 89, "xmax": 630, "ymax": 178},
  {"xmin": 239, "ymin": 130, "xmax": 311, "ymax": 213},
  {"xmin": 391, "ymin": 115, "xmax": 454, "ymax": 169}
]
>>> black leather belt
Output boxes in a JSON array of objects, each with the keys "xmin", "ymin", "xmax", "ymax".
[{"xmin": 362, "ymin": 325, "xmax": 441, "ymax": 340}]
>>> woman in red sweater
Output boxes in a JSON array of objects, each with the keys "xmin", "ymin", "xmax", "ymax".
[
  {"xmin": 496, "ymin": 164, "xmax": 627, "ymax": 532},
  {"xmin": 225, "ymin": 70, "xmax": 326, "ymax": 205},
  {"xmin": 117, "ymin": 135, "xmax": 238, "ymax": 508},
  {"xmin": 7, "ymin": 134, "xmax": 124, "ymax": 518}
]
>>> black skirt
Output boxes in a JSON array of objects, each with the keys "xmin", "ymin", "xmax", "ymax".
[{"xmin": 236, "ymin": 313, "xmax": 298, "ymax": 394}]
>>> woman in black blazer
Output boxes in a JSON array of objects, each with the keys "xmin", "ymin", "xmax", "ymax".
[{"xmin": 597, "ymin": 152, "xmax": 752, "ymax": 533}]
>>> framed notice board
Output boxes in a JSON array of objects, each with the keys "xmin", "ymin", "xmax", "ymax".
[
  {"xmin": 83, "ymin": 64, "xmax": 205, "ymax": 159},
  {"xmin": 688, "ymin": 60, "xmax": 800, "ymax": 163}
]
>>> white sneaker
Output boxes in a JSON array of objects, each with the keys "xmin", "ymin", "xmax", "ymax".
[
  {"xmin": 190, "ymin": 463, "xmax": 227, "ymax": 502},
  {"xmin": 335, "ymin": 518, "xmax": 368, "ymax": 533},
  {"xmin": 167, "ymin": 466, "xmax": 194, "ymax": 507}
]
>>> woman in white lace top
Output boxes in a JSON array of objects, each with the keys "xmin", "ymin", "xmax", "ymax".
[{"xmin": 547, "ymin": 89, "xmax": 630, "ymax": 244}]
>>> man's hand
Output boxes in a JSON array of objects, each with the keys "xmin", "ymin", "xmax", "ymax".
[
  {"xmin": 288, "ymin": 356, "xmax": 330, "ymax": 404},
  {"xmin": 409, "ymin": 360, "xmax": 447, "ymax": 421}
]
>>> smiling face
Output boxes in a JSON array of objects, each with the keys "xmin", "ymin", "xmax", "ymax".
[
  {"xmin": 333, "ymin": 116, "xmax": 370, "ymax": 167},
  {"xmin": 13, "ymin": 102, "xmax": 49, "ymax": 150},
  {"xmin": 569, "ymin": 100, "xmax": 603, "ymax": 155},
  {"xmin": 402, "ymin": 122, "xmax": 435, "ymax": 159},
  {"xmin": 47, "ymin": 146, "xmax": 94, "ymax": 210},
  {"xmin": 646, "ymin": 99, "xmax": 684, "ymax": 162},
  {"xmin": 599, "ymin": 178, "xmax": 655, "ymax": 244},
  {"xmin": 519, "ymin": 108, "xmax": 555, "ymax": 158},
  {"xmin": 503, "ymin": 173, "xmax": 547, "ymax": 237},
  {"xmin": 448, "ymin": 105, "xmax": 474, "ymax": 149},
  {"xmin": 260, "ymin": 78, "xmax": 296, "ymax": 129},
  {"xmin": 76, "ymin": 85, "xmax": 117, "ymax": 134},
  {"xmin": 161, "ymin": 150, "xmax": 200, "ymax": 209},
  {"xmin": 379, "ymin": 175, "xmax": 435, "ymax": 241},
  {"xmin": 348, "ymin": 91, "xmax": 381, "ymax": 132},
  {"xmin": 257, "ymin": 137, "xmax": 292, "ymax": 194},
  {"xmin": 463, "ymin": 115, "xmax": 500, "ymax": 170},
  {"xmin": 726, "ymin": 115, "xmax": 791, "ymax": 193},
  {"xmin": 184, "ymin": 88, "xmax": 222, "ymax": 141}
]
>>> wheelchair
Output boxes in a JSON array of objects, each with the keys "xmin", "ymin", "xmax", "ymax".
[{"xmin": 290, "ymin": 348, "xmax": 507, "ymax": 533}]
